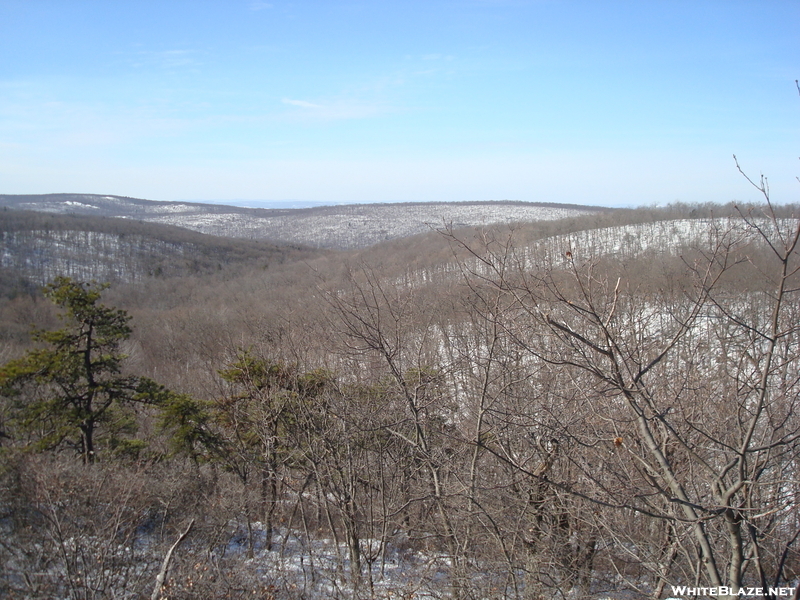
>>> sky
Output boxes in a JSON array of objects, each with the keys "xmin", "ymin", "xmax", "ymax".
[{"xmin": 0, "ymin": 1, "xmax": 797, "ymax": 208}]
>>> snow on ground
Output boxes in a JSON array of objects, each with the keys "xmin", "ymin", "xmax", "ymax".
[
  {"xmin": 63, "ymin": 201, "xmax": 100, "ymax": 209},
  {"xmin": 393, "ymin": 217, "xmax": 800, "ymax": 291},
  {"xmin": 135, "ymin": 202, "xmax": 596, "ymax": 248},
  {"xmin": 214, "ymin": 523, "xmax": 450, "ymax": 599}
]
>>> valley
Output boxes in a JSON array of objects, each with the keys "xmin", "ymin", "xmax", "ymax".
[{"xmin": 0, "ymin": 196, "xmax": 798, "ymax": 600}]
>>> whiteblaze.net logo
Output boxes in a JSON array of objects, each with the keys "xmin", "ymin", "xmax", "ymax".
[{"xmin": 669, "ymin": 586, "xmax": 797, "ymax": 598}]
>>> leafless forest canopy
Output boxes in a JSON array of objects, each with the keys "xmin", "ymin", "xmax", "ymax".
[
  {"xmin": 0, "ymin": 194, "xmax": 608, "ymax": 249},
  {"xmin": 0, "ymin": 200, "xmax": 799, "ymax": 600}
]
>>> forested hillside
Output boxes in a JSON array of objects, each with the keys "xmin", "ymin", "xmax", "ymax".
[
  {"xmin": 1, "ymin": 202, "xmax": 798, "ymax": 600},
  {"xmin": 0, "ymin": 194, "xmax": 605, "ymax": 249},
  {"xmin": 0, "ymin": 208, "xmax": 321, "ymax": 291}
]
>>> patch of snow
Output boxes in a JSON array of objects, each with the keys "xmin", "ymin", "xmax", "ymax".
[{"xmin": 64, "ymin": 201, "xmax": 100, "ymax": 208}]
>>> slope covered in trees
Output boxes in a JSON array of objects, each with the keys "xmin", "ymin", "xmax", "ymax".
[
  {"xmin": 0, "ymin": 194, "xmax": 607, "ymax": 249},
  {"xmin": 0, "ymin": 208, "xmax": 322, "ymax": 291}
]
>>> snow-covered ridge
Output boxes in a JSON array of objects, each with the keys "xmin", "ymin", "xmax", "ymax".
[
  {"xmin": 142, "ymin": 202, "xmax": 594, "ymax": 248},
  {"xmin": 391, "ymin": 218, "xmax": 800, "ymax": 289},
  {"xmin": 0, "ymin": 194, "xmax": 602, "ymax": 249}
]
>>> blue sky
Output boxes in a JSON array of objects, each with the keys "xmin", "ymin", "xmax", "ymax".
[{"xmin": 1, "ymin": 1, "xmax": 797, "ymax": 207}]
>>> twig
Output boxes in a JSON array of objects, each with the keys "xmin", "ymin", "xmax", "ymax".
[{"xmin": 151, "ymin": 519, "xmax": 195, "ymax": 600}]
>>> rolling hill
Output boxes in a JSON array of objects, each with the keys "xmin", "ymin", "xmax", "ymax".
[
  {"xmin": 0, "ymin": 208, "xmax": 323, "ymax": 291},
  {"xmin": 0, "ymin": 193, "xmax": 607, "ymax": 249}
]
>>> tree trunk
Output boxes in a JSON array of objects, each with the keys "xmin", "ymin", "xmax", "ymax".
[{"xmin": 80, "ymin": 420, "xmax": 95, "ymax": 464}]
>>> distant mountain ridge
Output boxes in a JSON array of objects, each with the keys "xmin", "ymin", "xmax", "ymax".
[{"xmin": 0, "ymin": 194, "xmax": 607, "ymax": 249}]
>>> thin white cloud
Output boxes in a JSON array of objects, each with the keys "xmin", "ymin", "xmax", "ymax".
[
  {"xmin": 130, "ymin": 49, "xmax": 201, "ymax": 70},
  {"xmin": 279, "ymin": 96, "xmax": 391, "ymax": 122},
  {"xmin": 249, "ymin": 1, "xmax": 273, "ymax": 10},
  {"xmin": 282, "ymin": 98, "xmax": 322, "ymax": 109}
]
